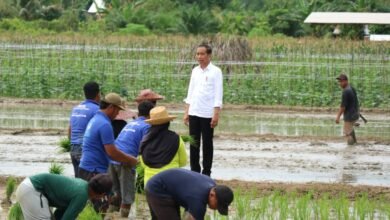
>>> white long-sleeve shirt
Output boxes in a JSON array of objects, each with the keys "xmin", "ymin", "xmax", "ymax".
[{"xmin": 184, "ymin": 62, "xmax": 223, "ymax": 118}]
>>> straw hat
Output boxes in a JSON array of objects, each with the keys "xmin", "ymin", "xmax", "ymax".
[
  {"xmin": 135, "ymin": 89, "xmax": 164, "ymax": 103},
  {"xmin": 145, "ymin": 106, "xmax": 176, "ymax": 125}
]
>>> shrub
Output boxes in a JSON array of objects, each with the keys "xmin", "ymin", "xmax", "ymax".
[
  {"xmin": 118, "ymin": 23, "xmax": 151, "ymax": 36},
  {"xmin": 41, "ymin": 5, "xmax": 63, "ymax": 21}
]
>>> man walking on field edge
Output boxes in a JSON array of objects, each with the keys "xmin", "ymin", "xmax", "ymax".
[
  {"xmin": 184, "ymin": 44, "xmax": 223, "ymax": 176},
  {"xmin": 335, "ymin": 73, "xmax": 360, "ymax": 145}
]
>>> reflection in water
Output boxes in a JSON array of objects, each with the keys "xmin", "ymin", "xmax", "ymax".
[{"xmin": 0, "ymin": 103, "xmax": 389, "ymax": 139}]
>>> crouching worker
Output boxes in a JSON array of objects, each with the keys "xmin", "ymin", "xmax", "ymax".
[
  {"xmin": 15, "ymin": 173, "xmax": 112, "ymax": 220},
  {"xmin": 145, "ymin": 169, "xmax": 234, "ymax": 220}
]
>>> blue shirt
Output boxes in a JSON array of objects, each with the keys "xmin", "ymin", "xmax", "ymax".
[
  {"xmin": 79, "ymin": 111, "xmax": 115, "ymax": 173},
  {"xmin": 146, "ymin": 169, "xmax": 216, "ymax": 220},
  {"xmin": 111, "ymin": 116, "xmax": 150, "ymax": 165},
  {"xmin": 69, "ymin": 100, "xmax": 99, "ymax": 145}
]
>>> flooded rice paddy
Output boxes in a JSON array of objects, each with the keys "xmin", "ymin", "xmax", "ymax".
[{"xmin": 0, "ymin": 101, "xmax": 389, "ymax": 186}]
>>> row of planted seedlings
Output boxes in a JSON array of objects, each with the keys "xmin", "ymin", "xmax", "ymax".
[
  {"xmin": 0, "ymin": 37, "xmax": 389, "ymax": 108},
  {"xmin": 207, "ymin": 190, "xmax": 390, "ymax": 220}
]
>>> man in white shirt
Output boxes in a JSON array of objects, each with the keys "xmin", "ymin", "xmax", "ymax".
[{"xmin": 183, "ymin": 44, "xmax": 223, "ymax": 176}]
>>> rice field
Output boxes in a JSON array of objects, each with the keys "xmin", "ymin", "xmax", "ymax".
[{"xmin": 0, "ymin": 36, "xmax": 389, "ymax": 108}]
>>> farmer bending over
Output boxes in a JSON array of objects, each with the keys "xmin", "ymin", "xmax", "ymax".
[
  {"xmin": 145, "ymin": 168, "xmax": 234, "ymax": 220},
  {"xmin": 15, "ymin": 173, "xmax": 112, "ymax": 220}
]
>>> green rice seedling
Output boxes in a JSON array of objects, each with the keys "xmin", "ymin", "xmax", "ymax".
[
  {"xmin": 5, "ymin": 176, "xmax": 17, "ymax": 203},
  {"xmin": 234, "ymin": 190, "xmax": 251, "ymax": 219},
  {"xmin": 135, "ymin": 164, "xmax": 145, "ymax": 193},
  {"xmin": 78, "ymin": 202, "xmax": 102, "ymax": 220},
  {"xmin": 333, "ymin": 193, "xmax": 350, "ymax": 220},
  {"xmin": 355, "ymin": 193, "xmax": 369, "ymax": 220},
  {"xmin": 180, "ymin": 135, "xmax": 196, "ymax": 146},
  {"xmin": 318, "ymin": 194, "xmax": 330, "ymax": 220},
  {"xmin": 49, "ymin": 162, "xmax": 64, "ymax": 174},
  {"xmin": 295, "ymin": 192, "xmax": 312, "ymax": 220},
  {"xmin": 257, "ymin": 195, "xmax": 269, "ymax": 219},
  {"xmin": 278, "ymin": 193, "xmax": 289, "ymax": 220},
  {"xmin": 8, "ymin": 202, "xmax": 24, "ymax": 220},
  {"xmin": 58, "ymin": 137, "xmax": 71, "ymax": 153}
]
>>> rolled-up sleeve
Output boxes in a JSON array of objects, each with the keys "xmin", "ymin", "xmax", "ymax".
[{"xmin": 213, "ymin": 70, "xmax": 223, "ymax": 108}]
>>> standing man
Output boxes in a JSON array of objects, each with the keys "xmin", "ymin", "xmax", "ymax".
[
  {"xmin": 68, "ymin": 81, "xmax": 100, "ymax": 177},
  {"xmin": 15, "ymin": 173, "xmax": 112, "ymax": 220},
  {"xmin": 145, "ymin": 168, "xmax": 234, "ymax": 220},
  {"xmin": 79, "ymin": 93, "xmax": 138, "ymax": 180},
  {"xmin": 108, "ymin": 101, "xmax": 155, "ymax": 217},
  {"xmin": 184, "ymin": 44, "xmax": 223, "ymax": 176},
  {"xmin": 335, "ymin": 74, "xmax": 360, "ymax": 145}
]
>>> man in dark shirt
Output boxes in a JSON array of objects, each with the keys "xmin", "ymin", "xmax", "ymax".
[
  {"xmin": 145, "ymin": 169, "xmax": 234, "ymax": 220},
  {"xmin": 335, "ymin": 74, "xmax": 360, "ymax": 145}
]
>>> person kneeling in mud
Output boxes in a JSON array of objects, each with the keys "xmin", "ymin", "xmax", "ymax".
[{"xmin": 15, "ymin": 173, "xmax": 112, "ymax": 220}]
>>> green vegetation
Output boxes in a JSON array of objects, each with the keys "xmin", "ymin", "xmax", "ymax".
[
  {"xmin": 5, "ymin": 176, "xmax": 17, "ymax": 203},
  {"xmin": 0, "ymin": 0, "xmax": 389, "ymax": 37},
  {"xmin": 78, "ymin": 202, "xmax": 103, "ymax": 220},
  {"xmin": 208, "ymin": 190, "xmax": 390, "ymax": 219},
  {"xmin": 58, "ymin": 137, "xmax": 71, "ymax": 153},
  {"xmin": 180, "ymin": 134, "xmax": 196, "ymax": 146},
  {"xmin": 0, "ymin": 36, "xmax": 388, "ymax": 108},
  {"xmin": 49, "ymin": 162, "xmax": 65, "ymax": 174},
  {"xmin": 8, "ymin": 202, "xmax": 24, "ymax": 220}
]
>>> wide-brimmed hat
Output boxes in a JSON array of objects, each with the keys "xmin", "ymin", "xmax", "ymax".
[
  {"xmin": 135, "ymin": 89, "xmax": 164, "ymax": 103},
  {"xmin": 145, "ymin": 106, "xmax": 176, "ymax": 125},
  {"xmin": 103, "ymin": 93, "xmax": 126, "ymax": 110},
  {"xmin": 215, "ymin": 185, "xmax": 234, "ymax": 215}
]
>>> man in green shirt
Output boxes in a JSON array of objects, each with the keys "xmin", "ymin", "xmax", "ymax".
[{"xmin": 15, "ymin": 173, "xmax": 112, "ymax": 220}]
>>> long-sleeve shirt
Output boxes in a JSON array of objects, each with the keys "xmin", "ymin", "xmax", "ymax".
[
  {"xmin": 29, "ymin": 173, "xmax": 88, "ymax": 220},
  {"xmin": 141, "ymin": 137, "xmax": 187, "ymax": 185},
  {"xmin": 185, "ymin": 62, "xmax": 223, "ymax": 118}
]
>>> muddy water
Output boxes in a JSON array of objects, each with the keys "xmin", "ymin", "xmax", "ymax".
[
  {"xmin": 0, "ymin": 102, "xmax": 389, "ymax": 186},
  {"xmin": 0, "ymin": 134, "xmax": 389, "ymax": 186},
  {"xmin": 1, "ymin": 103, "xmax": 389, "ymax": 139}
]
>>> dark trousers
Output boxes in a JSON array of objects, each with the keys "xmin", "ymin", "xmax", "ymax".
[
  {"xmin": 189, "ymin": 115, "xmax": 214, "ymax": 176},
  {"xmin": 145, "ymin": 190, "xmax": 180, "ymax": 220},
  {"xmin": 70, "ymin": 144, "xmax": 82, "ymax": 178}
]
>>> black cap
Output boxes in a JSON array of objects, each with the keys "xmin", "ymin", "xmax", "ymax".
[
  {"xmin": 336, "ymin": 74, "xmax": 348, "ymax": 81},
  {"xmin": 215, "ymin": 185, "xmax": 234, "ymax": 215}
]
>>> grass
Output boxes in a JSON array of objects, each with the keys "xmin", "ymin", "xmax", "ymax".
[
  {"xmin": 48, "ymin": 162, "xmax": 65, "ymax": 174},
  {"xmin": 5, "ymin": 176, "xmax": 17, "ymax": 203},
  {"xmin": 8, "ymin": 202, "xmax": 24, "ymax": 220},
  {"xmin": 58, "ymin": 137, "xmax": 71, "ymax": 153},
  {"xmin": 0, "ymin": 35, "xmax": 388, "ymax": 108}
]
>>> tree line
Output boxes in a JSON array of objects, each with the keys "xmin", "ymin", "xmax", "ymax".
[{"xmin": 0, "ymin": 0, "xmax": 389, "ymax": 38}]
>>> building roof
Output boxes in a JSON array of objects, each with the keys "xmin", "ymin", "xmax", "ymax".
[
  {"xmin": 304, "ymin": 12, "xmax": 390, "ymax": 24},
  {"xmin": 88, "ymin": 0, "xmax": 105, "ymax": 13}
]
